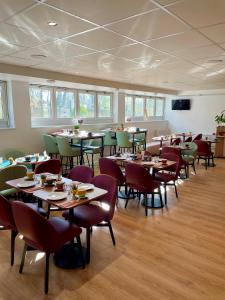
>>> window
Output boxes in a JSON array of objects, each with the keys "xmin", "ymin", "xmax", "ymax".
[
  {"xmin": 125, "ymin": 96, "xmax": 133, "ymax": 118},
  {"xmin": 30, "ymin": 87, "xmax": 52, "ymax": 119},
  {"xmin": 56, "ymin": 89, "xmax": 75, "ymax": 118},
  {"xmin": 79, "ymin": 92, "xmax": 95, "ymax": 118},
  {"xmin": 155, "ymin": 99, "xmax": 164, "ymax": 117},
  {"xmin": 125, "ymin": 94, "xmax": 165, "ymax": 121},
  {"xmin": 134, "ymin": 97, "xmax": 144, "ymax": 117},
  {"xmin": 0, "ymin": 81, "xmax": 9, "ymax": 128},
  {"xmin": 97, "ymin": 94, "xmax": 111, "ymax": 117}
]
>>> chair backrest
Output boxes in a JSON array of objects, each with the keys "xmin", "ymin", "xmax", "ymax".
[
  {"xmin": 0, "ymin": 195, "xmax": 15, "ymax": 230},
  {"xmin": 56, "ymin": 136, "xmax": 74, "ymax": 156},
  {"xmin": 193, "ymin": 134, "xmax": 202, "ymax": 141},
  {"xmin": 162, "ymin": 146, "xmax": 180, "ymax": 156},
  {"xmin": 34, "ymin": 159, "xmax": 61, "ymax": 175},
  {"xmin": 116, "ymin": 131, "xmax": 132, "ymax": 148},
  {"xmin": 69, "ymin": 166, "xmax": 94, "ymax": 183},
  {"xmin": 12, "ymin": 201, "xmax": 57, "ymax": 253},
  {"xmin": 125, "ymin": 163, "xmax": 156, "ymax": 192},
  {"xmin": 91, "ymin": 175, "xmax": 117, "ymax": 221},
  {"xmin": 104, "ymin": 131, "xmax": 117, "ymax": 146},
  {"xmin": 194, "ymin": 140, "xmax": 211, "ymax": 155},
  {"xmin": 99, "ymin": 157, "xmax": 125, "ymax": 185},
  {"xmin": 180, "ymin": 142, "xmax": 198, "ymax": 156},
  {"xmin": 160, "ymin": 153, "xmax": 182, "ymax": 177},
  {"xmin": 171, "ymin": 137, "xmax": 181, "ymax": 145},
  {"xmin": 184, "ymin": 136, "xmax": 192, "ymax": 142},
  {"xmin": 0, "ymin": 165, "xmax": 27, "ymax": 192},
  {"xmin": 42, "ymin": 134, "xmax": 59, "ymax": 154},
  {"xmin": 3, "ymin": 149, "xmax": 25, "ymax": 160}
]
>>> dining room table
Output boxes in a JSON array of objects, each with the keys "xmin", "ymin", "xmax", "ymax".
[
  {"xmin": 6, "ymin": 174, "xmax": 108, "ymax": 269},
  {"xmin": 107, "ymin": 154, "xmax": 176, "ymax": 208},
  {"xmin": 15, "ymin": 154, "xmax": 50, "ymax": 171},
  {"xmin": 51, "ymin": 130, "xmax": 105, "ymax": 165}
]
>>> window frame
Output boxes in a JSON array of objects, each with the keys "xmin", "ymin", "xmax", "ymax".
[
  {"xmin": 55, "ymin": 87, "xmax": 77, "ymax": 120},
  {"xmin": 0, "ymin": 81, "xmax": 9, "ymax": 128},
  {"xmin": 125, "ymin": 94, "xmax": 165, "ymax": 122},
  {"xmin": 96, "ymin": 92, "xmax": 113, "ymax": 119}
]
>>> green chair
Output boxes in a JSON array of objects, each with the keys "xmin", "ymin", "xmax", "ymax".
[
  {"xmin": 3, "ymin": 149, "xmax": 25, "ymax": 160},
  {"xmin": 84, "ymin": 138, "xmax": 103, "ymax": 170},
  {"xmin": 180, "ymin": 142, "xmax": 198, "ymax": 176},
  {"xmin": 43, "ymin": 134, "xmax": 59, "ymax": 158},
  {"xmin": 104, "ymin": 131, "xmax": 117, "ymax": 155},
  {"xmin": 56, "ymin": 137, "xmax": 81, "ymax": 175},
  {"xmin": 0, "ymin": 165, "xmax": 27, "ymax": 198},
  {"xmin": 129, "ymin": 133, "xmax": 146, "ymax": 150},
  {"xmin": 116, "ymin": 131, "xmax": 133, "ymax": 152}
]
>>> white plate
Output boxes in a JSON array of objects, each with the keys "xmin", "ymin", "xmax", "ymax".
[
  {"xmin": 47, "ymin": 192, "xmax": 67, "ymax": 201},
  {"xmin": 17, "ymin": 181, "xmax": 36, "ymax": 188},
  {"xmin": 78, "ymin": 183, "xmax": 94, "ymax": 191}
]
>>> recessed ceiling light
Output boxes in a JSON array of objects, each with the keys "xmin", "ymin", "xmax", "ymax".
[
  {"xmin": 31, "ymin": 54, "xmax": 47, "ymax": 59},
  {"xmin": 207, "ymin": 59, "xmax": 223, "ymax": 63},
  {"xmin": 48, "ymin": 21, "xmax": 57, "ymax": 26},
  {"xmin": 155, "ymin": 59, "xmax": 161, "ymax": 62}
]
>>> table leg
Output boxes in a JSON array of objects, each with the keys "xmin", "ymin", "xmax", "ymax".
[
  {"xmin": 101, "ymin": 136, "xmax": 104, "ymax": 157},
  {"xmin": 132, "ymin": 133, "xmax": 135, "ymax": 154},
  {"xmin": 80, "ymin": 139, "xmax": 84, "ymax": 165}
]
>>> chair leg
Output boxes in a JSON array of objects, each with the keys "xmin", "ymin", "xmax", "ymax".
[
  {"xmin": 86, "ymin": 228, "xmax": 91, "ymax": 264},
  {"xmin": 144, "ymin": 194, "xmax": 148, "ymax": 216},
  {"xmin": 11, "ymin": 230, "xmax": 17, "ymax": 266},
  {"xmin": 76, "ymin": 236, "xmax": 85, "ymax": 269},
  {"xmin": 159, "ymin": 187, "xmax": 163, "ymax": 206},
  {"xmin": 44, "ymin": 253, "xmax": 50, "ymax": 294},
  {"xmin": 47, "ymin": 204, "xmax": 51, "ymax": 219},
  {"xmin": 164, "ymin": 182, "xmax": 167, "ymax": 204},
  {"xmin": 174, "ymin": 181, "xmax": 178, "ymax": 198},
  {"xmin": 86, "ymin": 153, "xmax": 90, "ymax": 167},
  {"xmin": 19, "ymin": 243, "xmax": 28, "ymax": 274},
  {"xmin": 108, "ymin": 221, "xmax": 116, "ymax": 246},
  {"xmin": 91, "ymin": 154, "xmax": 94, "ymax": 169},
  {"xmin": 192, "ymin": 161, "xmax": 196, "ymax": 174}
]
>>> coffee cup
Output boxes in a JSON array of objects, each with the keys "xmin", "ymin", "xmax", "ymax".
[
  {"xmin": 55, "ymin": 181, "xmax": 65, "ymax": 191},
  {"xmin": 77, "ymin": 188, "xmax": 87, "ymax": 198},
  {"xmin": 27, "ymin": 171, "xmax": 34, "ymax": 180}
]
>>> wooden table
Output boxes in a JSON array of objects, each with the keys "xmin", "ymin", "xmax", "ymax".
[
  {"xmin": 6, "ymin": 176, "xmax": 107, "ymax": 269},
  {"xmin": 52, "ymin": 131, "xmax": 105, "ymax": 165}
]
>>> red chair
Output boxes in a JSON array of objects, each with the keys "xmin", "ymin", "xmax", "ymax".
[
  {"xmin": 34, "ymin": 159, "xmax": 61, "ymax": 174},
  {"xmin": 69, "ymin": 165, "xmax": 94, "ymax": 183},
  {"xmin": 194, "ymin": 140, "xmax": 214, "ymax": 169},
  {"xmin": 63, "ymin": 174, "xmax": 117, "ymax": 263},
  {"xmin": 162, "ymin": 146, "xmax": 180, "ymax": 156},
  {"xmin": 185, "ymin": 136, "xmax": 192, "ymax": 142},
  {"xmin": 171, "ymin": 137, "xmax": 181, "ymax": 145},
  {"xmin": 12, "ymin": 201, "xmax": 83, "ymax": 294},
  {"xmin": 99, "ymin": 157, "xmax": 127, "ymax": 199},
  {"xmin": 193, "ymin": 134, "xmax": 202, "ymax": 141},
  {"xmin": 155, "ymin": 153, "xmax": 182, "ymax": 204},
  {"xmin": 125, "ymin": 163, "xmax": 163, "ymax": 216}
]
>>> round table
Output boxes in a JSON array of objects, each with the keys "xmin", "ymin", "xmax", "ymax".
[{"xmin": 15, "ymin": 155, "xmax": 50, "ymax": 171}]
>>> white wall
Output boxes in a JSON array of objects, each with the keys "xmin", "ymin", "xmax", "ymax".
[
  {"xmin": 165, "ymin": 90, "xmax": 225, "ymax": 135},
  {"xmin": 0, "ymin": 80, "xmax": 170, "ymax": 156}
]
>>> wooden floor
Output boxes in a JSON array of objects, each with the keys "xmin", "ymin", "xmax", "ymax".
[{"xmin": 0, "ymin": 159, "xmax": 225, "ymax": 300}]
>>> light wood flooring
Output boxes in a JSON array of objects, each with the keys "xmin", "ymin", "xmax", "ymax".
[{"xmin": 0, "ymin": 159, "xmax": 225, "ymax": 300}]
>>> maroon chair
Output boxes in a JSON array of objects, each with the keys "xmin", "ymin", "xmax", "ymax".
[
  {"xmin": 171, "ymin": 137, "xmax": 181, "ymax": 145},
  {"xmin": 194, "ymin": 140, "xmax": 214, "ymax": 169},
  {"xmin": 125, "ymin": 163, "xmax": 163, "ymax": 216},
  {"xmin": 193, "ymin": 134, "xmax": 202, "ymax": 141},
  {"xmin": 155, "ymin": 153, "xmax": 182, "ymax": 204},
  {"xmin": 185, "ymin": 136, "xmax": 192, "ymax": 142},
  {"xmin": 69, "ymin": 165, "xmax": 94, "ymax": 183},
  {"xmin": 99, "ymin": 157, "xmax": 127, "ymax": 199},
  {"xmin": 12, "ymin": 201, "xmax": 84, "ymax": 294},
  {"xmin": 63, "ymin": 174, "xmax": 117, "ymax": 264},
  {"xmin": 34, "ymin": 159, "xmax": 61, "ymax": 174}
]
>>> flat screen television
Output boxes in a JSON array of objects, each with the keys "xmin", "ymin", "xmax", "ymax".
[{"xmin": 172, "ymin": 99, "xmax": 190, "ymax": 110}]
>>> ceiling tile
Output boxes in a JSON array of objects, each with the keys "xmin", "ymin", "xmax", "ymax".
[
  {"xmin": 174, "ymin": 45, "xmax": 225, "ymax": 60},
  {"xmin": 154, "ymin": 0, "xmax": 181, "ymax": 5},
  {"xmin": 168, "ymin": 0, "xmax": 225, "ymax": 28},
  {"xmin": 107, "ymin": 9, "xmax": 189, "ymax": 42},
  {"xmin": 0, "ymin": 43, "xmax": 26, "ymax": 56},
  {"xmin": 6, "ymin": 3, "xmax": 95, "ymax": 39},
  {"xmin": 200, "ymin": 23, "xmax": 225, "ymax": 44},
  {"xmin": 0, "ymin": 0, "xmax": 34, "ymax": 22},
  {"xmin": 66, "ymin": 28, "xmax": 132, "ymax": 51},
  {"xmin": 10, "ymin": 40, "xmax": 95, "ymax": 61},
  {"xmin": 145, "ymin": 30, "xmax": 212, "ymax": 53},
  {"xmin": 0, "ymin": 23, "xmax": 53, "ymax": 47},
  {"xmin": 46, "ymin": 0, "xmax": 157, "ymax": 25}
]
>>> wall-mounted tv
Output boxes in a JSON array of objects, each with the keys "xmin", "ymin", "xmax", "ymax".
[{"xmin": 172, "ymin": 99, "xmax": 190, "ymax": 110}]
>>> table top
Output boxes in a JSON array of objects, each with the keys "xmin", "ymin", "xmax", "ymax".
[
  {"xmin": 106, "ymin": 155, "xmax": 176, "ymax": 170},
  {"xmin": 52, "ymin": 131, "xmax": 105, "ymax": 140},
  {"xmin": 6, "ymin": 176, "xmax": 107, "ymax": 209},
  {"xmin": 15, "ymin": 155, "xmax": 50, "ymax": 165},
  {"xmin": 102, "ymin": 127, "xmax": 147, "ymax": 134}
]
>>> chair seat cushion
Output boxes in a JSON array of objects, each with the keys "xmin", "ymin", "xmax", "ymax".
[
  {"xmin": 155, "ymin": 172, "xmax": 176, "ymax": 183},
  {"xmin": 197, "ymin": 151, "xmax": 213, "ymax": 156},
  {"xmin": 127, "ymin": 180, "xmax": 161, "ymax": 194},
  {"xmin": 0, "ymin": 188, "xmax": 18, "ymax": 197},
  {"xmin": 63, "ymin": 204, "xmax": 106, "ymax": 228},
  {"xmin": 182, "ymin": 155, "xmax": 194, "ymax": 162},
  {"xmin": 26, "ymin": 203, "xmax": 47, "ymax": 217}
]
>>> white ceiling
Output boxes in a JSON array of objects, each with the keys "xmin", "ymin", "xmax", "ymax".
[{"xmin": 1, "ymin": 0, "xmax": 225, "ymax": 91}]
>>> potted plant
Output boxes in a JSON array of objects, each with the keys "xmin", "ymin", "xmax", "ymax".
[
  {"xmin": 74, "ymin": 124, "xmax": 80, "ymax": 134},
  {"xmin": 215, "ymin": 110, "xmax": 225, "ymax": 125}
]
